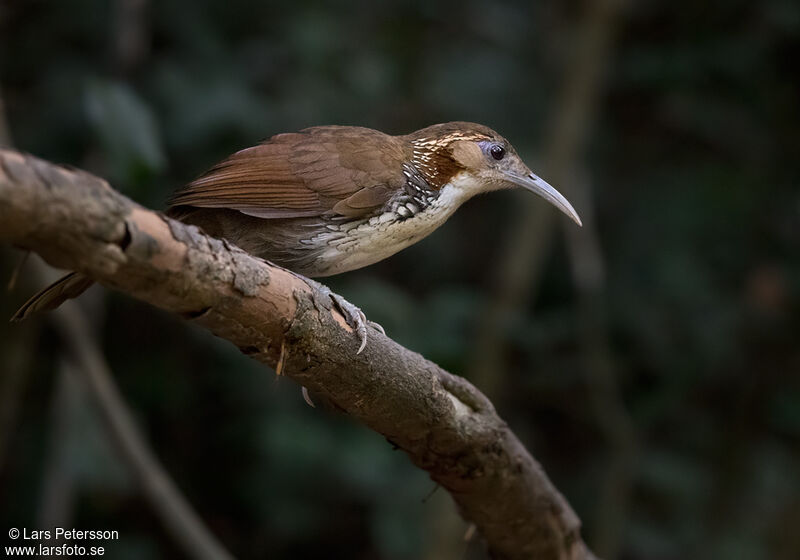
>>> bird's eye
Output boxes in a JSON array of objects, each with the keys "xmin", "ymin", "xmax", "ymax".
[{"xmin": 490, "ymin": 145, "xmax": 505, "ymax": 161}]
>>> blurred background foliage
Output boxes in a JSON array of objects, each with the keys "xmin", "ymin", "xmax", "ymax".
[{"xmin": 1, "ymin": 0, "xmax": 799, "ymax": 559}]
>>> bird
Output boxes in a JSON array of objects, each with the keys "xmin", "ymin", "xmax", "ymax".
[{"xmin": 13, "ymin": 122, "xmax": 581, "ymax": 351}]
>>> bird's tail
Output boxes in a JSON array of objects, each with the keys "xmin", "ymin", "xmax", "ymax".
[{"xmin": 11, "ymin": 272, "xmax": 95, "ymax": 322}]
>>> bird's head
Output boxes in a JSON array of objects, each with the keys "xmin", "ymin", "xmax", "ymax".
[{"xmin": 406, "ymin": 122, "xmax": 582, "ymax": 226}]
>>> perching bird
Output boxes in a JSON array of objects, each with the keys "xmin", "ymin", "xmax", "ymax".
[{"xmin": 13, "ymin": 122, "xmax": 581, "ymax": 350}]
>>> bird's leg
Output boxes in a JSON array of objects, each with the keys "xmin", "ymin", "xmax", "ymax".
[{"xmin": 303, "ymin": 279, "xmax": 384, "ymax": 354}]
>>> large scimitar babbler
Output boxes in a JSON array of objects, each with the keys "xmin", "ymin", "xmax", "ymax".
[{"xmin": 14, "ymin": 122, "xmax": 582, "ymax": 350}]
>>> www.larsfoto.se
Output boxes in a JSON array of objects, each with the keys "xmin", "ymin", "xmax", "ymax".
[{"xmin": 5, "ymin": 543, "xmax": 107, "ymax": 556}]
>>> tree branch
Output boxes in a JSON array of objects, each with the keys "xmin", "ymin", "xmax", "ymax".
[{"xmin": 0, "ymin": 149, "xmax": 596, "ymax": 560}]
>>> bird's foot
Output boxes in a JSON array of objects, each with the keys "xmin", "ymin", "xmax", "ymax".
[
  {"xmin": 309, "ymin": 282, "xmax": 384, "ymax": 353},
  {"xmin": 329, "ymin": 292, "xmax": 386, "ymax": 354}
]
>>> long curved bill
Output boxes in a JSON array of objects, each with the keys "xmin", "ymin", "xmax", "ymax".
[{"xmin": 506, "ymin": 172, "xmax": 583, "ymax": 227}]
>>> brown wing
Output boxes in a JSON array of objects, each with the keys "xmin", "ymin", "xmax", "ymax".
[{"xmin": 169, "ymin": 126, "xmax": 407, "ymax": 219}]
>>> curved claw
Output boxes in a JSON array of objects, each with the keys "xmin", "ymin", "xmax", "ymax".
[
  {"xmin": 301, "ymin": 386, "xmax": 316, "ymax": 408},
  {"xmin": 354, "ymin": 308, "xmax": 368, "ymax": 354},
  {"xmin": 329, "ymin": 293, "xmax": 369, "ymax": 354},
  {"xmin": 308, "ymin": 280, "xmax": 386, "ymax": 353}
]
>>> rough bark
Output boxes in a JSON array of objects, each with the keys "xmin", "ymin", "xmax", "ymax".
[{"xmin": 0, "ymin": 149, "xmax": 596, "ymax": 560}]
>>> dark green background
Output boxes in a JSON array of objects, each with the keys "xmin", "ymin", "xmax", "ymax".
[{"xmin": 1, "ymin": 1, "xmax": 798, "ymax": 558}]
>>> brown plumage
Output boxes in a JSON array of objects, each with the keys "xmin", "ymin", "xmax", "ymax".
[{"xmin": 171, "ymin": 126, "xmax": 406, "ymax": 219}]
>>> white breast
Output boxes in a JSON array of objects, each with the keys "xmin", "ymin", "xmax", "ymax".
[{"xmin": 309, "ymin": 176, "xmax": 478, "ymax": 276}]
